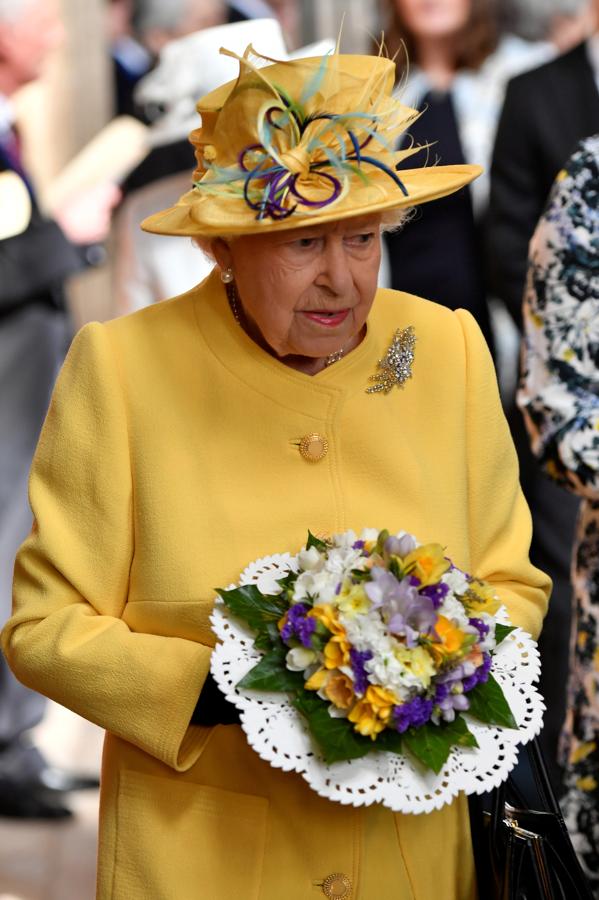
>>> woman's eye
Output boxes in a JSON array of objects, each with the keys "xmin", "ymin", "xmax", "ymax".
[
  {"xmin": 347, "ymin": 232, "xmax": 375, "ymax": 246},
  {"xmin": 296, "ymin": 237, "xmax": 317, "ymax": 249}
]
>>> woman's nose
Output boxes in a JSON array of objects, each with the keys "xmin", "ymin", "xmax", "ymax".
[{"xmin": 316, "ymin": 239, "xmax": 352, "ymax": 295}]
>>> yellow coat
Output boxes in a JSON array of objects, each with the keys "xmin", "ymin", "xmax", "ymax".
[{"xmin": 2, "ymin": 269, "xmax": 550, "ymax": 900}]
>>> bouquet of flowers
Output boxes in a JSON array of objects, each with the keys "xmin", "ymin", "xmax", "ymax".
[{"xmin": 212, "ymin": 529, "xmax": 532, "ymax": 778}]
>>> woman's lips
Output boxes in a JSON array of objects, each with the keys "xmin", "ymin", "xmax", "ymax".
[{"xmin": 301, "ymin": 309, "xmax": 350, "ymax": 327}]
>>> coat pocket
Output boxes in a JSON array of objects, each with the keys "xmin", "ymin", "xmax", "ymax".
[{"xmin": 112, "ymin": 770, "xmax": 268, "ymax": 900}]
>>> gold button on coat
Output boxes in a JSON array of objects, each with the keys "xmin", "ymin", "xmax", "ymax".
[
  {"xmin": 322, "ymin": 872, "xmax": 352, "ymax": 899},
  {"xmin": 299, "ymin": 433, "xmax": 329, "ymax": 462}
]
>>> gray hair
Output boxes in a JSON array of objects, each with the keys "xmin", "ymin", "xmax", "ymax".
[{"xmin": 192, "ymin": 207, "xmax": 414, "ymax": 258}]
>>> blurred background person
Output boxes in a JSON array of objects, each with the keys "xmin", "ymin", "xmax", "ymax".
[
  {"xmin": 0, "ymin": 0, "xmax": 118, "ymax": 818},
  {"xmin": 113, "ymin": 17, "xmax": 333, "ymax": 315},
  {"xmin": 518, "ymin": 135, "xmax": 599, "ymax": 889},
  {"xmin": 106, "ymin": 0, "xmax": 152, "ymax": 119},
  {"xmin": 508, "ymin": 0, "xmax": 595, "ymax": 52},
  {"xmin": 379, "ymin": 0, "xmax": 553, "ymax": 357},
  {"xmin": 489, "ymin": 0, "xmax": 598, "ymax": 789}
]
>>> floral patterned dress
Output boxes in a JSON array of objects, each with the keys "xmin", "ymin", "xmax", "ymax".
[{"xmin": 519, "ymin": 134, "xmax": 599, "ymax": 889}]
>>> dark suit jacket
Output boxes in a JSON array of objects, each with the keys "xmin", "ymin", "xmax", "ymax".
[
  {"xmin": 0, "ymin": 153, "xmax": 82, "ymax": 317},
  {"xmin": 488, "ymin": 41, "xmax": 599, "ymax": 325}
]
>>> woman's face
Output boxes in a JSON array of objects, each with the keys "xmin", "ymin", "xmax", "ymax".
[
  {"xmin": 213, "ymin": 215, "xmax": 382, "ymax": 362},
  {"xmin": 393, "ymin": 0, "xmax": 471, "ymax": 40}
]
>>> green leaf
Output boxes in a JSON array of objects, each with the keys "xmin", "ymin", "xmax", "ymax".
[
  {"xmin": 276, "ymin": 571, "xmax": 297, "ymax": 595},
  {"xmin": 466, "ymin": 674, "xmax": 518, "ymax": 729},
  {"xmin": 388, "ymin": 556, "xmax": 404, "ymax": 580},
  {"xmin": 292, "ymin": 691, "xmax": 372, "ymax": 764},
  {"xmin": 402, "ymin": 721, "xmax": 458, "ymax": 774},
  {"xmin": 237, "ymin": 648, "xmax": 304, "ymax": 692},
  {"xmin": 306, "ymin": 530, "xmax": 328, "ymax": 553},
  {"xmin": 253, "ymin": 623, "xmax": 283, "ymax": 653},
  {"xmin": 374, "ymin": 728, "xmax": 404, "ymax": 754},
  {"xmin": 253, "ymin": 631, "xmax": 273, "ymax": 652},
  {"xmin": 376, "ymin": 529, "xmax": 390, "ymax": 555},
  {"xmin": 443, "ymin": 714, "xmax": 479, "ymax": 749},
  {"xmin": 495, "ymin": 623, "xmax": 516, "ymax": 645},
  {"xmin": 216, "ymin": 584, "xmax": 287, "ymax": 631}
]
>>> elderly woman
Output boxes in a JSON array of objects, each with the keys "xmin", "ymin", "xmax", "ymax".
[{"xmin": 2, "ymin": 48, "xmax": 549, "ymax": 900}]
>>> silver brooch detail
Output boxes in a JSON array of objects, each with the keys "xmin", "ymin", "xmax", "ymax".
[{"xmin": 366, "ymin": 326, "xmax": 416, "ymax": 394}]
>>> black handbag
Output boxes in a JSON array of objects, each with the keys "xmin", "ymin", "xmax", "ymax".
[{"xmin": 469, "ymin": 738, "xmax": 594, "ymax": 899}]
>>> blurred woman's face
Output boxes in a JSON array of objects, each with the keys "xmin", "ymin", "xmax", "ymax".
[{"xmin": 393, "ymin": 0, "xmax": 471, "ymax": 39}]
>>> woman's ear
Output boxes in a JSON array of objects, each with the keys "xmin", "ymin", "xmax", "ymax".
[{"xmin": 211, "ymin": 238, "xmax": 233, "ymax": 273}]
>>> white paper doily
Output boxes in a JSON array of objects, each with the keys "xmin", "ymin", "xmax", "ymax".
[{"xmin": 210, "ymin": 553, "xmax": 545, "ymax": 814}]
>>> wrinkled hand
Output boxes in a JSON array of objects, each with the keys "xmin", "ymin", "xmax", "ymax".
[{"xmin": 54, "ymin": 182, "xmax": 121, "ymax": 245}]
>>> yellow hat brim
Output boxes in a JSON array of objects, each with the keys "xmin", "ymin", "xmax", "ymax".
[{"xmin": 141, "ymin": 163, "xmax": 483, "ymax": 238}]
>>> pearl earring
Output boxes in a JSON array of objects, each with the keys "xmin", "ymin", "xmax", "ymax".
[{"xmin": 220, "ymin": 267, "xmax": 234, "ymax": 284}]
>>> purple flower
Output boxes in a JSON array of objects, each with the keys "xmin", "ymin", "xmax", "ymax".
[
  {"xmin": 281, "ymin": 603, "xmax": 316, "ymax": 648},
  {"xmin": 349, "ymin": 648, "xmax": 373, "ymax": 696},
  {"xmin": 463, "ymin": 653, "xmax": 492, "ymax": 692},
  {"xmin": 421, "ymin": 582, "xmax": 450, "ymax": 609},
  {"xmin": 384, "ymin": 534, "xmax": 416, "ymax": 557},
  {"xmin": 393, "ymin": 696, "xmax": 434, "ymax": 733},
  {"xmin": 365, "ymin": 568, "xmax": 438, "ymax": 647},
  {"xmin": 469, "ymin": 617, "xmax": 490, "ymax": 640},
  {"xmin": 352, "ymin": 540, "xmax": 366, "ymax": 550}
]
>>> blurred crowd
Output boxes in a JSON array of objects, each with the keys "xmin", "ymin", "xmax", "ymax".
[{"xmin": 1, "ymin": 0, "xmax": 599, "ymax": 889}]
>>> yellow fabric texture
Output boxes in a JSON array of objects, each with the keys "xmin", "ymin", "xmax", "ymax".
[
  {"xmin": 141, "ymin": 51, "xmax": 482, "ymax": 238},
  {"xmin": 2, "ymin": 268, "xmax": 550, "ymax": 899}
]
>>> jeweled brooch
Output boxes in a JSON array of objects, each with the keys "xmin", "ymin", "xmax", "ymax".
[{"xmin": 366, "ymin": 326, "xmax": 416, "ymax": 394}]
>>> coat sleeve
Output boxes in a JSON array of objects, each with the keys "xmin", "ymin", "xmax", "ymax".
[
  {"xmin": 488, "ymin": 77, "xmax": 546, "ymax": 327},
  {"xmin": 1, "ymin": 323, "xmax": 211, "ymax": 771},
  {"xmin": 518, "ymin": 141, "xmax": 599, "ymax": 501},
  {"xmin": 455, "ymin": 308, "xmax": 551, "ymax": 638}
]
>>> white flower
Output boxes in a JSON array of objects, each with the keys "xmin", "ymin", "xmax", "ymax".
[
  {"xmin": 324, "ymin": 546, "xmax": 363, "ymax": 577},
  {"xmin": 327, "ymin": 704, "xmax": 349, "ymax": 718},
  {"xmin": 438, "ymin": 593, "xmax": 470, "ymax": 628},
  {"xmin": 285, "ymin": 646, "xmax": 317, "ymax": 671},
  {"xmin": 293, "ymin": 569, "xmax": 338, "ymax": 603},
  {"xmin": 332, "ymin": 530, "xmax": 358, "ymax": 549},
  {"xmin": 360, "ymin": 527, "xmax": 380, "ymax": 542},
  {"xmin": 442, "ymin": 567, "xmax": 470, "ymax": 596},
  {"xmin": 297, "ymin": 546, "xmax": 324, "ymax": 572}
]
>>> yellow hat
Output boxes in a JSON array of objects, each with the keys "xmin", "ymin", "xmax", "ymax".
[{"xmin": 141, "ymin": 48, "xmax": 482, "ymax": 238}]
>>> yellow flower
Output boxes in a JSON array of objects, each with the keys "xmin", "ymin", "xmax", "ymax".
[
  {"xmin": 463, "ymin": 579, "xmax": 500, "ymax": 616},
  {"xmin": 323, "ymin": 635, "xmax": 351, "ymax": 669},
  {"xmin": 337, "ymin": 582, "xmax": 370, "ymax": 618},
  {"xmin": 594, "ymin": 648, "xmax": 599, "ymax": 671},
  {"xmin": 324, "ymin": 672, "xmax": 355, "ymax": 710},
  {"xmin": 403, "ymin": 543, "xmax": 450, "ymax": 586},
  {"xmin": 578, "ymin": 630, "xmax": 588, "ymax": 650},
  {"xmin": 309, "ymin": 604, "xmax": 344, "ymax": 635},
  {"xmin": 348, "ymin": 685, "xmax": 397, "ymax": 738},
  {"xmin": 571, "ymin": 741, "xmax": 597, "ymax": 765},
  {"xmin": 348, "ymin": 699, "xmax": 385, "ymax": 738},
  {"xmin": 364, "ymin": 684, "xmax": 397, "ymax": 720},
  {"xmin": 576, "ymin": 776, "xmax": 598, "ymax": 792},
  {"xmin": 305, "ymin": 667, "xmax": 328, "ymax": 691},
  {"xmin": 428, "ymin": 615, "xmax": 467, "ymax": 665},
  {"xmin": 394, "ymin": 645, "xmax": 436, "ymax": 687}
]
